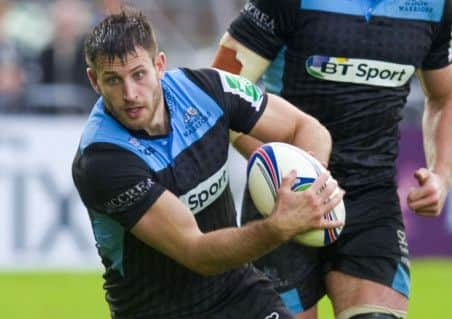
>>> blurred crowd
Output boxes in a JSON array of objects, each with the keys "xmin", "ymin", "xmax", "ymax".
[
  {"xmin": 0, "ymin": 0, "xmax": 423, "ymax": 123},
  {"xmin": 0, "ymin": 0, "xmax": 246, "ymax": 114}
]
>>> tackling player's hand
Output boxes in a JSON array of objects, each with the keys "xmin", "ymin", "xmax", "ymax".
[
  {"xmin": 268, "ymin": 170, "xmax": 344, "ymax": 241},
  {"xmin": 407, "ymin": 168, "xmax": 449, "ymax": 217}
]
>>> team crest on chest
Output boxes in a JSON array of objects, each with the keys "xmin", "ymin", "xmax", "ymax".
[{"xmin": 182, "ymin": 105, "xmax": 210, "ymax": 137}]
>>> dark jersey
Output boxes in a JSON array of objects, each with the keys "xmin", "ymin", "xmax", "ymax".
[
  {"xmin": 72, "ymin": 68, "xmax": 267, "ymax": 318},
  {"xmin": 229, "ymin": 0, "xmax": 452, "ymax": 188}
]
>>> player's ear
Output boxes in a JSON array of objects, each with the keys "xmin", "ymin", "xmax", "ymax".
[
  {"xmin": 86, "ymin": 67, "xmax": 100, "ymax": 94},
  {"xmin": 154, "ymin": 52, "xmax": 166, "ymax": 79}
]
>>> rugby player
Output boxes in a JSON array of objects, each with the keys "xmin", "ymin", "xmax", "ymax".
[
  {"xmin": 72, "ymin": 6, "xmax": 345, "ymax": 319},
  {"xmin": 212, "ymin": 1, "xmax": 452, "ymax": 318}
]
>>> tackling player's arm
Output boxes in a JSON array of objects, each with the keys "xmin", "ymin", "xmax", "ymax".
[
  {"xmin": 213, "ymin": 32, "xmax": 332, "ymax": 164},
  {"xmin": 409, "ymin": 65, "xmax": 452, "ymax": 216},
  {"xmin": 132, "ymin": 171, "xmax": 343, "ymax": 276}
]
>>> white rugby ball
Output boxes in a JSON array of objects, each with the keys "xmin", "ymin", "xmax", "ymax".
[{"xmin": 246, "ymin": 142, "xmax": 345, "ymax": 247}]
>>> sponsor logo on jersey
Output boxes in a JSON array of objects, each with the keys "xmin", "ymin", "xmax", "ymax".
[
  {"xmin": 242, "ymin": 1, "xmax": 275, "ymax": 34},
  {"xmin": 306, "ymin": 55, "xmax": 415, "ymax": 87},
  {"xmin": 182, "ymin": 106, "xmax": 211, "ymax": 137},
  {"xmin": 104, "ymin": 178, "xmax": 154, "ymax": 212},
  {"xmin": 219, "ymin": 71, "xmax": 264, "ymax": 111},
  {"xmin": 179, "ymin": 163, "xmax": 228, "ymax": 214}
]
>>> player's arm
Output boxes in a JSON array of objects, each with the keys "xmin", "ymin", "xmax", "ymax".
[
  {"xmin": 409, "ymin": 65, "xmax": 452, "ymax": 216},
  {"xmin": 212, "ymin": 32, "xmax": 271, "ymax": 158},
  {"xmin": 76, "ymin": 144, "xmax": 338, "ymax": 277},
  {"xmin": 212, "ymin": 32, "xmax": 271, "ymax": 83},
  {"xmin": 131, "ymin": 171, "xmax": 342, "ymax": 276},
  {"xmin": 213, "ymin": 33, "xmax": 331, "ymax": 163},
  {"xmin": 248, "ymin": 93, "xmax": 332, "ymax": 164}
]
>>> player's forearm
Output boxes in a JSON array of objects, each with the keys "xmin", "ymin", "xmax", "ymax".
[
  {"xmin": 186, "ymin": 170, "xmax": 341, "ymax": 275},
  {"xmin": 423, "ymin": 96, "xmax": 452, "ymax": 185},
  {"xmin": 187, "ymin": 219, "xmax": 285, "ymax": 276},
  {"xmin": 231, "ymin": 117, "xmax": 331, "ymax": 163},
  {"xmin": 232, "ymin": 132, "xmax": 263, "ymax": 159},
  {"xmin": 292, "ymin": 114, "xmax": 332, "ymax": 165}
]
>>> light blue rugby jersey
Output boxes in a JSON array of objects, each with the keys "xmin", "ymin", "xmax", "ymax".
[{"xmin": 73, "ymin": 67, "xmax": 267, "ymax": 318}]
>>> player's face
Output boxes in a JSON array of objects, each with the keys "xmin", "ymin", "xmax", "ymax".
[{"xmin": 88, "ymin": 46, "xmax": 166, "ymax": 133}]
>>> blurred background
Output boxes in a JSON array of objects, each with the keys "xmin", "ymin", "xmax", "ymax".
[{"xmin": 0, "ymin": 0, "xmax": 450, "ymax": 318}]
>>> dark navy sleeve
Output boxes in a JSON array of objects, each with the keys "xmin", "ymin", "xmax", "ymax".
[
  {"xmin": 227, "ymin": 0, "xmax": 298, "ymax": 60},
  {"xmin": 72, "ymin": 143, "xmax": 165, "ymax": 230},
  {"xmin": 422, "ymin": 2, "xmax": 451, "ymax": 70},
  {"xmin": 182, "ymin": 68, "xmax": 268, "ymax": 134}
]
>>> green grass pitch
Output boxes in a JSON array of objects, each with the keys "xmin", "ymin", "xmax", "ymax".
[{"xmin": 1, "ymin": 259, "xmax": 450, "ymax": 318}]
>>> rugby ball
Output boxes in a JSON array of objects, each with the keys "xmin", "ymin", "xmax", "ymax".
[{"xmin": 246, "ymin": 142, "xmax": 345, "ymax": 247}]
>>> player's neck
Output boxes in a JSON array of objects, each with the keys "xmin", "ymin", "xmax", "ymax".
[{"xmin": 145, "ymin": 103, "xmax": 169, "ymax": 136}]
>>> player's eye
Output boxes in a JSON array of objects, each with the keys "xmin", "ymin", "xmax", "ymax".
[
  {"xmin": 105, "ymin": 76, "xmax": 120, "ymax": 85},
  {"xmin": 133, "ymin": 70, "xmax": 146, "ymax": 80}
]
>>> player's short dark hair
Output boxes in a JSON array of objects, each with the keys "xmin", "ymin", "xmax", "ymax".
[{"xmin": 84, "ymin": 6, "xmax": 158, "ymax": 68}]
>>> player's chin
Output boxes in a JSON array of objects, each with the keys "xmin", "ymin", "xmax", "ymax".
[{"xmin": 121, "ymin": 117, "xmax": 147, "ymax": 132}]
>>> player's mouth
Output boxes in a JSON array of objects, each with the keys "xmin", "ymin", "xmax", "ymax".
[{"xmin": 125, "ymin": 106, "xmax": 144, "ymax": 119}]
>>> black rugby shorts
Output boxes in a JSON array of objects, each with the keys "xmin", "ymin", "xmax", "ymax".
[{"xmin": 241, "ymin": 182, "xmax": 410, "ymax": 313}]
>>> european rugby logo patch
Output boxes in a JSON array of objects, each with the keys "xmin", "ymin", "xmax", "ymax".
[{"xmin": 218, "ymin": 71, "xmax": 263, "ymax": 111}]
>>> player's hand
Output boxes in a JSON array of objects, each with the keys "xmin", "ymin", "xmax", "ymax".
[
  {"xmin": 269, "ymin": 170, "xmax": 344, "ymax": 240},
  {"xmin": 407, "ymin": 168, "xmax": 449, "ymax": 217}
]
